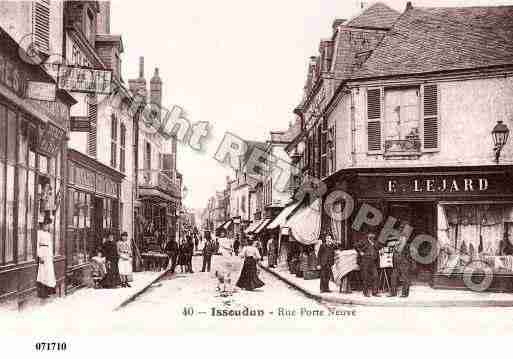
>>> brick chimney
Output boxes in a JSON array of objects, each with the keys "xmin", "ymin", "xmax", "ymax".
[
  {"xmin": 128, "ymin": 56, "xmax": 147, "ymax": 98},
  {"xmin": 150, "ymin": 67, "xmax": 162, "ymax": 109}
]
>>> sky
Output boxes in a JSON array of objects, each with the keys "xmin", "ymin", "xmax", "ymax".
[{"xmin": 110, "ymin": 0, "xmax": 513, "ymax": 210}]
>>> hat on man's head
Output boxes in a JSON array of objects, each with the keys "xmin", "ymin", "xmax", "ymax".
[
  {"xmin": 121, "ymin": 231, "xmax": 128, "ymax": 237},
  {"xmin": 42, "ymin": 217, "xmax": 52, "ymax": 225}
]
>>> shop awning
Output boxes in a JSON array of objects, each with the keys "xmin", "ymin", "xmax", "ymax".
[
  {"xmin": 254, "ymin": 219, "xmax": 271, "ymax": 234},
  {"xmin": 267, "ymin": 201, "xmax": 302, "ymax": 230},
  {"xmin": 286, "ymin": 199, "xmax": 321, "ymax": 246},
  {"xmin": 222, "ymin": 219, "xmax": 233, "ymax": 230},
  {"xmin": 244, "ymin": 219, "xmax": 263, "ymax": 234}
]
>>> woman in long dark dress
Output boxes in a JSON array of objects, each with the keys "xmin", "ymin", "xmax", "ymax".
[
  {"xmin": 178, "ymin": 240, "xmax": 188, "ymax": 273},
  {"xmin": 236, "ymin": 240, "xmax": 265, "ymax": 290},
  {"xmin": 101, "ymin": 232, "xmax": 120, "ymax": 288}
]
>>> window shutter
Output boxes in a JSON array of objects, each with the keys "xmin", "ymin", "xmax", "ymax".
[
  {"xmin": 367, "ymin": 88, "xmax": 382, "ymax": 152},
  {"xmin": 423, "ymin": 84, "xmax": 439, "ymax": 150},
  {"xmin": 32, "ymin": 0, "xmax": 50, "ymax": 54},
  {"xmin": 87, "ymin": 99, "xmax": 97, "ymax": 158}
]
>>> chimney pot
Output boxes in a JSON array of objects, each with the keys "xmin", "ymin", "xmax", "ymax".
[
  {"xmin": 406, "ymin": 1, "xmax": 413, "ymax": 10},
  {"xmin": 139, "ymin": 56, "xmax": 144, "ymax": 79}
]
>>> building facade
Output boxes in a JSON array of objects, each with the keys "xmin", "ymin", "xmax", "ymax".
[
  {"xmin": 0, "ymin": 1, "xmax": 75, "ymax": 308},
  {"xmin": 288, "ymin": 3, "xmax": 513, "ymax": 292}
]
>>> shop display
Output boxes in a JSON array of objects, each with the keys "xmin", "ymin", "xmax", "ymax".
[{"xmin": 437, "ymin": 203, "xmax": 513, "ymax": 274}]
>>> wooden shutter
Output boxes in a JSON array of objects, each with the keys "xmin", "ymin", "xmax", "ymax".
[
  {"xmin": 32, "ymin": 0, "xmax": 50, "ymax": 54},
  {"xmin": 367, "ymin": 88, "xmax": 382, "ymax": 152},
  {"xmin": 423, "ymin": 84, "xmax": 439, "ymax": 150},
  {"xmin": 87, "ymin": 99, "xmax": 97, "ymax": 158}
]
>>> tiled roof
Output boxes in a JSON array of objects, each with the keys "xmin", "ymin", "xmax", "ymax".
[
  {"xmin": 346, "ymin": 2, "xmax": 400, "ymax": 29},
  {"xmin": 352, "ymin": 5, "xmax": 513, "ymax": 79}
]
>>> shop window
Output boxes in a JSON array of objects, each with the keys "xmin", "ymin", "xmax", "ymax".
[
  {"xmin": 27, "ymin": 170, "xmax": 35, "ymax": 260},
  {"xmin": 17, "ymin": 168, "xmax": 27, "ymax": 262},
  {"xmin": 437, "ymin": 203, "xmax": 513, "ymax": 274},
  {"xmin": 5, "ymin": 164, "xmax": 15, "ymax": 263}
]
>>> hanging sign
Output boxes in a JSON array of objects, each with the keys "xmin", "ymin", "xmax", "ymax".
[
  {"xmin": 26, "ymin": 81, "xmax": 56, "ymax": 101},
  {"xmin": 37, "ymin": 122, "xmax": 65, "ymax": 157},
  {"xmin": 57, "ymin": 64, "xmax": 112, "ymax": 95}
]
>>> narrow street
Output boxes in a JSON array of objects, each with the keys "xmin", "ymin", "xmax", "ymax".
[{"xmin": 5, "ymin": 244, "xmax": 513, "ymax": 336}]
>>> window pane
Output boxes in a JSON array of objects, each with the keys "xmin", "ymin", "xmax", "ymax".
[
  {"xmin": 6, "ymin": 110, "xmax": 16, "ymax": 162},
  {"xmin": 0, "ymin": 162, "xmax": 4, "ymax": 264},
  {"xmin": 0, "ymin": 104, "xmax": 6, "ymax": 159},
  {"xmin": 85, "ymin": 193, "xmax": 91, "ymax": 228},
  {"xmin": 29, "ymin": 148, "xmax": 36, "ymax": 168},
  {"xmin": 17, "ymin": 167, "xmax": 27, "ymax": 262},
  {"xmin": 67, "ymin": 189, "xmax": 75, "ymax": 226},
  {"xmin": 39, "ymin": 155, "xmax": 47, "ymax": 174},
  {"xmin": 48, "ymin": 156, "xmax": 55, "ymax": 177},
  {"xmin": 78, "ymin": 192, "xmax": 85, "ymax": 229},
  {"xmin": 56, "ymin": 149, "xmax": 61, "ymax": 178},
  {"xmin": 5, "ymin": 165, "xmax": 15, "ymax": 263},
  {"xmin": 18, "ymin": 120, "xmax": 28, "ymax": 165},
  {"xmin": 73, "ymin": 191, "xmax": 80, "ymax": 227},
  {"xmin": 27, "ymin": 170, "xmax": 35, "ymax": 260}
]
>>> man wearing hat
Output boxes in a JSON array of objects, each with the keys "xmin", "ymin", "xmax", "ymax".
[
  {"xmin": 356, "ymin": 233, "xmax": 381, "ymax": 297},
  {"xmin": 318, "ymin": 234, "xmax": 335, "ymax": 293},
  {"xmin": 36, "ymin": 218, "xmax": 56, "ymax": 298}
]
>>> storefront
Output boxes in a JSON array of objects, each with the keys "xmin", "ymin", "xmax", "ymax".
[
  {"xmin": 137, "ymin": 172, "xmax": 180, "ymax": 255},
  {"xmin": 66, "ymin": 149, "xmax": 123, "ymax": 291},
  {"xmin": 330, "ymin": 166, "xmax": 513, "ymax": 292},
  {"xmin": 0, "ymin": 28, "xmax": 75, "ymax": 308}
]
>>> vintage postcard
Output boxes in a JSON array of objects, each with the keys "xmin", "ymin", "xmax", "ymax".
[{"xmin": 2, "ymin": 0, "xmax": 513, "ymax": 349}]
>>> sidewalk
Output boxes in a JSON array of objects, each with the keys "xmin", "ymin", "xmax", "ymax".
[
  {"xmin": 19, "ymin": 269, "xmax": 169, "ymax": 315},
  {"xmin": 259, "ymin": 262, "xmax": 513, "ymax": 307}
]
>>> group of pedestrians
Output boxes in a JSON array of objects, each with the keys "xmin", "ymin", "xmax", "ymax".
[
  {"xmin": 90, "ymin": 231, "xmax": 133, "ymax": 289},
  {"xmin": 164, "ymin": 231, "xmax": 221, "ymax": 274},
  {"xmin": 355, "ymin": 233, "xmax": 411, "ymax": 298},
  {"xmin": 165, "ymin": 235, "xmax": 195, "ymax": 273}
]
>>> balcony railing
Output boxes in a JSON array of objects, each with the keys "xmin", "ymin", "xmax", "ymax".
[
  {"xmin": 138, "ymin": 169, "xmax": 180, "ymax": 197},
  {"xmin": 384, "ymin": 139, "xmax": 421, "ymax": 157}
]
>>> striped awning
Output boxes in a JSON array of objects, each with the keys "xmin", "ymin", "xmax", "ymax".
[
  {"xmin": 254, "ymin": 219, "xmax": 271, "ymax": 234},
  {"xmin": 267, "ymin": 201, "xmax": 302, "ymax": 230},
  {"xmin": 244, "ymin": 219, "xmax": 263, "ymax": 234}
]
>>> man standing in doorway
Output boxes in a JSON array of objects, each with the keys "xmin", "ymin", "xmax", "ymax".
[{"xmin": 356, "ymin": 233, "xmax": 381, "ymax": 297}]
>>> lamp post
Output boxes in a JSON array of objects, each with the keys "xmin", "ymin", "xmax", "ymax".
[{"xmin": 492, "ymin": 120, "xmax": 510, "ymax": 163}]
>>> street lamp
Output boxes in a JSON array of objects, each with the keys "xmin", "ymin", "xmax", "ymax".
[{"xmin": 492, "ymin": 120, "xmax": 510, "ymax": 163}]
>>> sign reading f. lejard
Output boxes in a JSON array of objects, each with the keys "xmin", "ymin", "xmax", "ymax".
[{"xmin": 57, "ymin": 64, "xmax": 112, "ymax": 95}]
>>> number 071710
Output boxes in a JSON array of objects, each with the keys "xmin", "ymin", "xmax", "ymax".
[{"xmin": 35, "ymin": 342, "xmax": 67, "ymax": 351}]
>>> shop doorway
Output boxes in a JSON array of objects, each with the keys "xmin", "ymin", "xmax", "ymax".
[{"xmin": 387, "ymin": 201, "xmax": 436, "ymax": 284}]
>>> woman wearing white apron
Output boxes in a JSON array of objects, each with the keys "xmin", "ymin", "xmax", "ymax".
[
  {"xmin": 36, "ymin": 218, "xmax": 56, "ymax": 298},
  {"xmin": 117, "ymin": 232, "xmax": 132, "ymax": 288}
]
